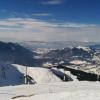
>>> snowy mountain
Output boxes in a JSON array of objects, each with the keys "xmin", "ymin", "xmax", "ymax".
[
  {"xmin": 0, "ymin": 41, "xmax": 100, "ymax": 84},
  {"xmin": 76, "ymin": 46, "xmax": 92, "ymax": 52},
  {"xmin": 0, "ymin": 62, "xmax": 64, "ymax": 86},
  {"xmin": 0, "ymin": 41, "xmax": 38, "ymax": 66},
  {"xmin": 41, "ymin": 46, "xmax": 94, "ymax": 66},
  {"xmin": 0, "ymin": 41, "xmax": 100, "ymax": 99},
  {"xmin": 19, "ymin": 41, "xmax": 100, "ymax": 67},
  {"xmin": 0, "ymin": 62, "xmax": 24, "ymax": 86}
]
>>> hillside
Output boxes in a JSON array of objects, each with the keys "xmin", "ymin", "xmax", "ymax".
[
  {"xmin": 0, "ymin": 63, "xmax": 62, "ymax": 86},
  {"xmin": 0, "ymin": 41, "xmax": 38, "ymax": 66},
  {"xmin": 41, "ymin": 46, "xmax": 94, "ymax": 66}
]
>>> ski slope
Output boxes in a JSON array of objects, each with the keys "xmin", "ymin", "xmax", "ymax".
[
  {"xmin": 0, "ymin": 81, "xmax": 100, "ymax": 100},
  {"xmin": 0, "ymin": 63, "xmax": 100, "ymax": 100},
  {"xmin": 0, "ymin": 63, "xmax": 62, "ymax": 86},
  {"xmin": 13, "ymin": 64, "xmax": 62, "ymax": 83}
]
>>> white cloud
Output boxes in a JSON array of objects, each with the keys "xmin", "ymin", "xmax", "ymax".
[
  {"xmin": 0, "ymin": 18, "xmax": 100, "ymax": 42},
  {"xmin": 41, "ymin": 0, "xmax": 63, "ymax": 5},
  {"xmin": 0, "ymin": 21, "xmax": 17, "ymax": 26},
  {"xmin": 32, "ymin": 13, "xmax": 52, "ymax": 16}
]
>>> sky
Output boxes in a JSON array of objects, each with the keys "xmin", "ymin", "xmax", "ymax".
[{"xmin": 0, "ymin": 0, "xmax": 100, "ymax": 42}]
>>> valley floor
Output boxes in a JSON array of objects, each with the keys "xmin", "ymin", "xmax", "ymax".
[{"xmin": 0, "ymin": 81, "xmax": 100, "ymax": 100}]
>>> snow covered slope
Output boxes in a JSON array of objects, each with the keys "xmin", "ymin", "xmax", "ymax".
[
  {"xmin": 0, "ymin": 63, "xmax": 62, "ymax": 86},
  {"xmin": 77, "ymin": 46, "xmax": 91, "ymax": 52},
  {"xmin": 13, "ymin": 64, "xmax": 62, "ymax": 83},
  {"xmin": 0, "ymin": 81, "xmax": 100, "ymax": 100},
  {"xmin": 0, "ymin": 63, "xmax": 24, "ymax": 86}
]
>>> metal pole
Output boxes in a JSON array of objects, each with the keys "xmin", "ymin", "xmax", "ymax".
[
  {"xmin": 97, "ymin": 66, "xmax": 99, "ymax": 81},
  {"xmin": 63, "ymin": 67, "xmax": 66, "ymax": 81},
  {"xmin": 98, "ymin": 67, "xmax": 100, "ymax": 81},
  {"xmin": 25, "ymin": 65, "xmax": 27, "ymax": 84}
]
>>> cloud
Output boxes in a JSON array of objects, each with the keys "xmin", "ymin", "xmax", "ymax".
[
  {"xmin": 41, "ymin": 0, "xmax": 63, "ymax": 5},
  {"xmin": 32, "ymin": 13, "xmax": 52, "ymax": 17},
  {"xmin": 0, "ymin": 18, "xmax": 100, "ymax": 42}
]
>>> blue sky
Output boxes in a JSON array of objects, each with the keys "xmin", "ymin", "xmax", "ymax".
[{"xmin": 0, "ymin": 0, "xmax": 100, "ymax": 42}]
